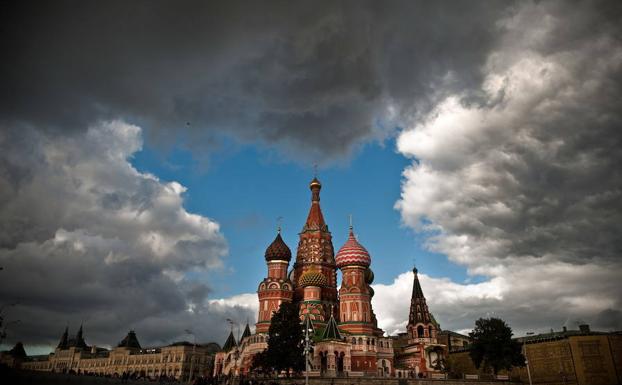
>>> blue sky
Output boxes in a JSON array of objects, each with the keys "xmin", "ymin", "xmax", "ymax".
[{"xmin": 131, "ymin": 137, "xmax": 474, "ymax": 299}]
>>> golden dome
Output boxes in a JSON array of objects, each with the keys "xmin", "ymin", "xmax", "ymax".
[
  {"xmin": 309, "ymin": 177, "xmax": 322, "ymax": 189},
  {"xmin": 298, "ymin": 270, "xmax": 328, "ymax": 288}
]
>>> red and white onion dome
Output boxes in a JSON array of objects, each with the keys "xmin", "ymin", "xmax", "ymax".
[{"xmin": 335, "ymin": 227, "xmax": 371, "ymax": 268}]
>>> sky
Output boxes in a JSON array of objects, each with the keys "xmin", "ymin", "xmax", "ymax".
[{"xmin": 1, "ymin": 0, "xmax": 621, "ymax": 355}]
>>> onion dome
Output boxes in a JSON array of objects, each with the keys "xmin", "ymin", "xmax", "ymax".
[
  {"xmin": 365, "ymin": 268, "xmax": 374, "ymax": 284},
  {"xmin": 309, "ymin": 177, "xmax": 322, "ymax": 189},
  {"xmin": 265, "ymin": 231, "xmax": 291, "ymax": 261},
  {"xmin": 335, "ymin": 227, "xmax": 371, "ymax": 268},
  {"xmin": 298, "ymin": 270, "xmax": 328, "ymax": 287}
]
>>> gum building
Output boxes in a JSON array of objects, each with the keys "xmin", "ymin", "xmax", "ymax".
[{"xmin": 19, "ymin": 326, "xmax": 219, "ymax": 380}]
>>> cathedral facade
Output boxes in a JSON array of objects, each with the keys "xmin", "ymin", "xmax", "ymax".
[{"xmin": 213, "ymin": 177, "xmax": 445, "ymax": 378}]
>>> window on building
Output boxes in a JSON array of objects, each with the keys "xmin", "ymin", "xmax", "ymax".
[{"xmin": 417, "ymin": 325, "xmax": 424, "ymax": 338}]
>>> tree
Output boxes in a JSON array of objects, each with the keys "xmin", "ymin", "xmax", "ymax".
[
  {"xmin": 9, "ymin": 342, "xmax": 26, "ymax": 359},
  {"xmin": 254, "ymin": 302, "xmax": 305, "ymax": 376},
  {"xmin": 468, "ymin": 317, "xmax": 525, "ymax": 375}
]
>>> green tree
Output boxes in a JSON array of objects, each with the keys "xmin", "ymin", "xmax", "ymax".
[
  {"xmin": 254, "ymin": 302, "xmax": 305, "ymax": 376},
  {"xmin": 468, "ymin": 317, "xmax": 525, "ymax": 375}
]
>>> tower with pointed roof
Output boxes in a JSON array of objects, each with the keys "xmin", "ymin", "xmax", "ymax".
[
  {"xmin": 407, "ymin": 266, "xmax": 438, "ymax": 343},
  {"xmin": 293, "ymin": 177, "xmax": 337, "ymax": 323},
  {"xmin": 256, "ymin": 229, "xmax": 294, "ymax": 333},
  {"xmin": 222, "ymin": 330, "xmax": 237, "ymax": 352},
  {"xmin": 393, "ymin": 266, "xmax": 444, "ymax": 377},
  {"xmin": 73, "ymin": 324, "xmax": 88, "ymax": 349},
  {"xmin": 57, "ymin": 326, "xmax": 69, "ymax": 350},
  {"xmin": 117, "ymin": 330, "xmax": 142, "ymax": 350}
]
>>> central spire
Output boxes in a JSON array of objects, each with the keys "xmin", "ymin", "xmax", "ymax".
[{"xmin": 303, "ymin": 177, "xmax": 327, "ymax": 232}]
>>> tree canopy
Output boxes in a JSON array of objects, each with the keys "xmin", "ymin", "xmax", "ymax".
[
  {"xmin": 468, "ymin": 317, "xmax": 525, "ymax": 374},
  {"xmin": 251, "ymin": 302, "xmax": 304, "ymax": 376}
]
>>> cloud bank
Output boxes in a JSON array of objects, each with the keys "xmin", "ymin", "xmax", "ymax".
[
  {"xmin": 0, "ymin": 122, "xmax": 255, "ymax": 348},
  {"xmin": 394, "ymin": 1, "xmax": 622, "ymax": 334},
  {"xmin": 1, "ymin": 0, "xmax": 620, "ymax": 348},
  {"xmin": 1, "ymin": 0, "xmax": 511, "ymax": 161}
]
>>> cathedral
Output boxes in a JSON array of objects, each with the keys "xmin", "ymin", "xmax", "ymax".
[{"xmin": 213, "ymin": 177, "xmax": 446, "ymax": 378}]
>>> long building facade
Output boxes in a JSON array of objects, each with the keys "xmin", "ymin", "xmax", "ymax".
[
  {"xmin": 18, "ymin": 327, "xmax": 219, "ymax": 380},
  {"xmin": 213, "ymin": 177, "xmax": 445, "ymax": 378}
]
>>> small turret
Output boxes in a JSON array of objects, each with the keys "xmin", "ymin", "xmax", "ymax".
[
  {"xmin": 222, "ymin": 331, "xmax": 237, "ymax": 352},
  {"xmin": 74, "ymin": 324, "xmax": 88, "ymax": 349},
  {"xmin": 118, "ymin": 330, "xmax": 142, "ymax": 350},
  {"xmin": 240, "ymin": 323, "xmax": 251, "ymax": 342},
  {"xmin": 57, "ymin": 326, "xmax": 69, "ymax": 350}
]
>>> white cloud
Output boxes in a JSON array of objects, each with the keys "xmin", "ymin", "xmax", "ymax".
[
  {"xmin": 392, "ymin": 1, "xmax": 622, "ymax": 334},
  {"xmin": 373, "ymin": 262, "xmax": 621, "ymax": 337},
  {"xmin": 0, "ymin": 120, "xmax": 240, "ymax": 347}
]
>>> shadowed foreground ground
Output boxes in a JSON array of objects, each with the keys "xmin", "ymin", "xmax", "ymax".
[
  {"xmin": 1, "ymin": 369, "xmax": 180, "ymax": 385},
  {"xmin": 0, "ymin": 369, "xmax": 518, "ymax": 385}
]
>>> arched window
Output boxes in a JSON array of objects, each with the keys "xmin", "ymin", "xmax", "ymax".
[
  {"xmin": 352, "ymin": 337, "xmax": 356, "ymax": 344},
  {"xmin": 358, "ymin": 337, "xmax": 363, "ymax": 345},
  {"xmin": 417, "ymin": 325, "xmax": 424, "ymax": 338},
  {"xmin": 429, "ymin": 326, "xmax": 433, "ymax": 337}
]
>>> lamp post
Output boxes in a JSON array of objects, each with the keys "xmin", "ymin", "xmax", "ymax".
[
  {"xmin": 302, "ymin": 315, "xmax": 314, "ymax": 385},
  {"xmin": 523, "ymin": 332, "xmax": 534, "ymax": 385},
  {"xmin": 226, "ymin": 319, "xmax": 240, "ymax": 379},
  {"xmin": 185, "ymin": 329, "xmax": 196, "ymax": 383}
]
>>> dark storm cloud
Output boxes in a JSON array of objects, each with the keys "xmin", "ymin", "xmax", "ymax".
[{"xmin": 1, "ymin": 0, "xmax": 511, "ymax": 160}]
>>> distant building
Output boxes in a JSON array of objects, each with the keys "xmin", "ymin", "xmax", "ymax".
[
  {"xmin": 437, "ymin": 330, "xmax": 471, "ymax": 351},
  {"xmin": 18, "ymin": 327, "xmax": 219, "ymax": 380},
  {"xmin": 448, "ymin": 325, "xmax": 622, "ymax": 384}
]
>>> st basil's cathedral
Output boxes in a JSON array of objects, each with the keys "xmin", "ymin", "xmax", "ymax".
[{"xmin": 213, "ymin": 177, "xmax": 446, "ymax": 378}]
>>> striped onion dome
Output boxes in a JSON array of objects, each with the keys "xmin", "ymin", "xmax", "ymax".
[
  {"xmin": 335, "ymin": 227, "xmax": 371, "ymax": 268},
  {"xmin": 298, "ymin": 270, "xmax": 328, "ymax": 287}
]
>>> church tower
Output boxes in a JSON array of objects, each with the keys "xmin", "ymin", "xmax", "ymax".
[
  {"xmin": 293, "ymin": 177, "xmax": 337, "ymax": 323},
  {"xmin": 256, "ymin": 230, "xmax": 294, "ymax": 333},
  {"xmin": 335, "ymin": 224, "xmax": 378, "ymax": 335},
  {"xmin": 394, "ymin": 265, "xmax": 443, "ymax": 376},
  {"xmin": 407, "ymin": 266, "xmax": 437, "ymax": 343}
]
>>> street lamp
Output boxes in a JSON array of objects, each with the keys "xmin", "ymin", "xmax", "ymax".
[
  {"xmin": 523, "ymin": 332, "xmax": 534, "ymax": 385},
  {"xmin": 226, "ymin": 319, "xmax": 240, "ymax": 379},
  {"xmin": 185, "ymin": 329, "xmax": 197, "ymax": 383},
  {"xmin": 301, "ymin": 315, "xmax": 314, "ymax": 385}
]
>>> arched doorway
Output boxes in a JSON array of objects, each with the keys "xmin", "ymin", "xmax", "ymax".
[
  {"xmin": 320, "ymin": 351, "xmax": 328, "ymax": 374},
  {"xmin": 336, "ymin": 352, "xmax": 344, "ymax": 375}
]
